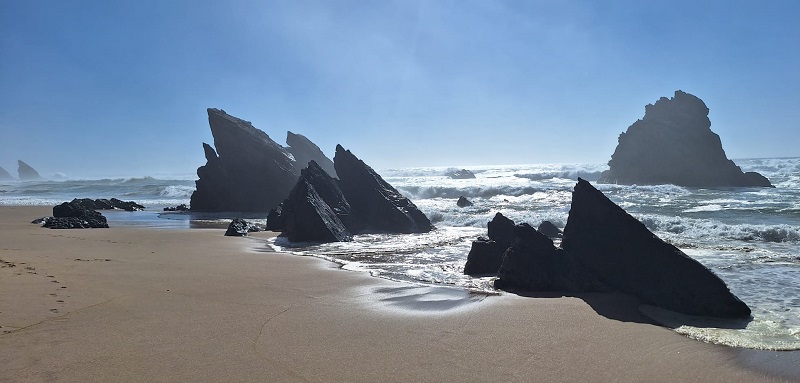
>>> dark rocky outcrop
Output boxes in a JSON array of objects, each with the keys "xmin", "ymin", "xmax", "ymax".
[
  {"xmin": 463, "ymin": 213, "xmax": 515, "ymax": 276},
  {"xmin": 72, "ymin": 198, "xmax": 145, "ymax": 211},
  {"xmin": 598, "ymin": 91, "xmax": 772, "ymax": 188},
  {"xmin": 537, "ymin": 220, "xmax": 563, "ymax": 239},
  {"xmin": 18, "ymin": 160, "xmax": 43, "ymax": 180},
  {"xmin": 190, "ymin": 109, "xmax": 300, "ymax": 212},
  {"xmin": 286, "ymin": 131, "xmax": 337, "ymax": 178},
  {"xmin": 562, "ymin": 178, "xmax": 751, "ymax": 318},
  {"xmin": 224, "ymin": 218, "xmax": 262, "ymax": 237},
  {"xmin": 334, "ymin": 145, "xmax": 432, "ymax": 234},
  {"xmin": 448, "ymin": 169, "xmax": 476, "ymax": 179},
  {"xmin": 43, "ymin": 201, "xmax": 108, "ymax": 229},
  {"xmin": 495, "ymin": 223, "xmax": 606, "ymax": 293},
  {"xmin": 0, "ymin": 166, "xmax": 13, "ymax": 181},
  {"xmin": 278, "ymin": 161, "xmax": 353, "ymax": 242},
  {"xmin": 456, "ymin": 196, "xmax": 473, "ymax": 207},
  {"xmin": 266, "ymin": 204, "xmax": 285, "ymax": 231},
  {"xmin": 163, "ymin": 204, "xmax": 189, "ymax": 212}
]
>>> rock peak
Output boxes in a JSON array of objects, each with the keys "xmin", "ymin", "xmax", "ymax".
[{"xmin": 18, "ymin": 160, "xmax": 43, "ymax": 180}]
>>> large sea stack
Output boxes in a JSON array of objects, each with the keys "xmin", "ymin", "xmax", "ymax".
[
  {"xmin": 334, "ymin": 145, "xmax": 433, "ymax": 234},
  {"xmin": 18, "ymin": 160, "xmax": 43, "ymax": 180},
  {"xmin": 286, "ymin": 131, "xmax": 337, "ymax": 178},
  {"xmin": 598, "ymin": 91, "xmax": 772, "ymax": 188},
  {"xmin": 190, "ymin": 109, "xmax": 296, "ymax": 212},
  {"xmin": 561, "ymin": 178, "xmax": 751, "ymax": 318},
  {"xmin": 0, "ymin": 166, "xmax": 13, "ymax": 181}
]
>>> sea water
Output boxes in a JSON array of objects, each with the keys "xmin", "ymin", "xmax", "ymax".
[{"xmin": 2, "ymin": 158, "xmax": 799, "ymax": 350}]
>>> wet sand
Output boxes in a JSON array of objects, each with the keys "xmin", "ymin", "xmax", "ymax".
[{"xmin": 1, "ymin": 206, "xmax": 798, "ymax": 382}]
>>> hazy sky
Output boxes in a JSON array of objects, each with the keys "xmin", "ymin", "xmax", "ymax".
[{"xmin": 1, "ymin": 1, "xmax": 798, "ymax": 178}]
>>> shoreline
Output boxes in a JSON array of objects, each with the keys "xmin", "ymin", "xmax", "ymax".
[{"xmin": 1, "ymin": 206, "xmax": 798, "ymax": 382}]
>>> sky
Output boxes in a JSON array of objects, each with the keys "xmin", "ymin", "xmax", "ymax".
[{"xmin": 1, "ymin": 0, "xmax": 799, "ymax": 178}]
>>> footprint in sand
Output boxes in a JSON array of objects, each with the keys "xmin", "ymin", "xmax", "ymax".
[
  {"xmin": 49, "ymin": 308, "xmax": 58, "ymax": 313},
  {"xmin": 56, "ymin": 300, "xmax": 64, "ymax": 303},
  {"xmin": 49, "ymin": 293, "xmax": 57, "ymax": 296}
]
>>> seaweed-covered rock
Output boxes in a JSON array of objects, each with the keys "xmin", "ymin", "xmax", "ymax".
[
  {"xmin": 598, "ymin": 91, "xmax": 772, "ymax": 188},
  {"xmin": 334, "ymin": 145, "xmax": 432, "ymax": 234},
  {"xmin": 562, "ymin": 178, "xmax": 751, "ymax": 318},
  {"xmin": 44, "ymin": 201, "xmax": 108, "ymax": 229}
]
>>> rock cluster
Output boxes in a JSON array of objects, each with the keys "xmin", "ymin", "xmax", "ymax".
[
  {"xmin": 269, "ymin": 146, "xmax": 432, "ymax": 242},
  {"xmin": 163, "ymin": 204, "xmax": 189, "ymax": 212},
  {"xmin": 598, "ymin": 91, "xmax": 772, "ymax": 188},
  {"xmin": 71, "ymin": 198, "xmax": 145, "ymax": 211},
  {"xmin": 465, "ymin": 178, "xmax": 751, "ymax": 319},
  {"xmin": 191, "ymin": 109, "xmax": 336, "ymax": 212},
  {"xmin": 40, "ymin": 201, "xmax": 109, "ymax": 229}
]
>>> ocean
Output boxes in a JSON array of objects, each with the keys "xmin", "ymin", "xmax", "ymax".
[{"xmin": 2, "ymin": 158, "xmax": 798, "ymax": 350}]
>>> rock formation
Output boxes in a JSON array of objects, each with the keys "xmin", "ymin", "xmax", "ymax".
[
  {"xmin": 163, "ymin": 204, "xmax": 189, "ymax": 212},
  {"xmin": 598, "ymin": 90, "xmax": 772, "ymax": 188},
  {"xmin": 448, "ymin": 169, "xmax": 476, "ymax": 179},
  {"xmin": 286, "ymin": 131, "xmax": 337, "ymax": 178},
  {"xmin": 561, "ymin": 178, "xmax": 751, "ymax": 318},
  {"xmin": 537, "ymin": 221, "xmax": 563, "ymax": 239},
  {"xmin": 495, "ymin": 223, "xmax": 606, "ymax": 293},
  {"xmin": 0, "ymin": 166, "xmax": 13, "ymax": 180},
  {"xmin": 334, "ymin": 145, "xmax": 432, "ymax": 234},
  {"xmin": 42, "ymin": 201, "xmax": 109, "ymax": 229},
  {"xmin": 463, "ymin": 213, "xmax": 515, "ymax": 276},
  {"xmin": 71, "ymin": 198, "xmax": 145, "ymax": 211},
  {"xmin": 456, "ymin": 196, "xmax": 473, "ymax": 207},
  {"xmin": 278, "ymin": 161, "xmax": 353, "ymax": 242},
  {"xmin": 191, "ymin": 109, "xmax": 299, "ymax": 212},
  {"xmin": 224, "ymin": 218, "xmax": 262, "ymax": 237},
  {"xmin": 18, "ymin": 160, "xmax": 43, "ymax": 180}
]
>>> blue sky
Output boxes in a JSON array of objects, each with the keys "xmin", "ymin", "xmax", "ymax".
[{"xmin": 1, "ymin": 0, "xmax": 798, "ymax": 178}]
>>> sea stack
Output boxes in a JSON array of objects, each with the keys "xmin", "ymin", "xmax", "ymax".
[
  {"xmin": 286, "ymin": 131, "xmax": 337, "ymax": 178},
  {"xmin": 18, "ymin": 160, "xmax": 43, "ymax": 180},
  {"xmin": 0, "ymin": 166, "xmax": 13, "ymax": 181},
  {"xmin": 598, "ymin": 91, "xmax": 772, "ymax": 188}
]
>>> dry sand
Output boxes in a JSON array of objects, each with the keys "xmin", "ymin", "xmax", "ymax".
[{"xmin": 1, "ymin": 206, "xmax": 798, "ymax": 382}]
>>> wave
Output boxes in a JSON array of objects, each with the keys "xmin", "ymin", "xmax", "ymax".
[
  {"xmin": 514, "ymin": 170, "xmax": 603, "ymax": 181},
  {"xmin": 398, "ymin": 185, "xmax": 555, "ymax": 199},
  {"xmin": 639, "ymin": 214, "xmax": 800, "ymax": 243}
]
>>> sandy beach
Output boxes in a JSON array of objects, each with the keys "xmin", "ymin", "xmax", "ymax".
[{"xmin": 1, "ymin": 206, "xmax": 798, "ymax": 382}]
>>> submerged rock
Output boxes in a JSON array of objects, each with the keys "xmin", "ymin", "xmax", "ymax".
[
  {"xmin": 286, "ymin": 131, "xmax": 337, "ymax": 178},
  {"xmin": 0, "ymin": 166, "xmax": 13, "ymax": 181},
  {"xmin": 18, "ymin": 160, "xmax": 43, "ymax": 180},
  {"xmin": 562, "ymin": 178, "xmax": 751, "ymax": 318},
  {"xmin": 598, "ymin": 90, "xmax": 772, "ymax": 188},
  {"xmin": 190, "ymin": 109, "xmax": 300, "ymax": 212},
  {"xmin": 334, "ymin": 145, "xmax": 432, "ymax": 234},
  {"xmin": 456, "ymin": 196, "xmax": 473, "ymax": 207},
  {"xmin": 448, "ymin": 169, "xmax": 476, "ymax": 179},
  {"xmin": 224, "ymin": 218, "xmax": 261, "ymax": 237}
]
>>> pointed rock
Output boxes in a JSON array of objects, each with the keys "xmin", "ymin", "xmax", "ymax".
[
  {"xmin": 287, "ymin": 131, "xmax": 337, "ymax": 178},
  {"xmin": 562, "ymin": 178, "xmax": 751, "ymax": 318},
  {"xmin": 463, "ymin": 213, "xmax": 514, "ymax": 276},
  {"xmin": 334, "ymin": 145, "xmax": 432, "ymax": 234},
  {"xmin": 282, "ymin": 177, "xmax": 352, "ymax": 243},
  {"xmin": 0, "ymin": 166, "xmax": 13, "ymax": 181},
  {"xmin": 18, "ymin": 160, "xmax": 43, "ymax": 180},
  {"xmin": 599, "ymin": 90, "xmax": 772, "ymax": 187},
  {"xmin": 190, "ymin": 109, "xmax": 299, "ymax": 212}
]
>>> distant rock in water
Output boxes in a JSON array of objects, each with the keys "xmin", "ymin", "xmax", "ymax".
[
  {"xmin": 447, "ymin": 169, "xmax": 476, "ymax": 179},
  {"xmin": 190, "ymin": 109, "xmax": 335, "ymax": 212},
  {"xmin": 0, "ymin": 166, "xmax": 13, "ymax": 181},
  {"xmin": 286, "ymin": 131, "xmax": 337, "ymax": 178},
  {"xmin": 163, "ymin": 204, "xmax": 189, "ymax": 212},
  {"xmin": 191, "ymin": 109, "xmax": 300, "ymax": 212},
  {"xmin": 456, "ymin": 196, "xmax": 473, "ymax": 207},
  {"xmin": 562, "ymin": 178, "xmax": 751, "ymax": 318},
  {"xmin": 334, "ymin": 145, "xmax": 433, "ymax": 234},
  {"xmin": 18, "ymin": 160, "xmax": 43, "ymax": 180},
  {"xmin": 598, "ymin": 90, "xmax": 773, "ymax": 188}
]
